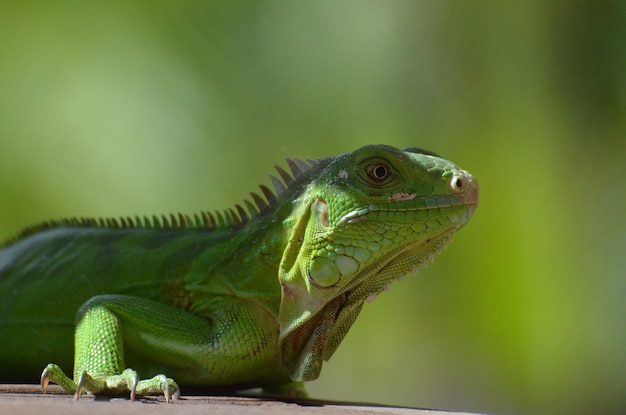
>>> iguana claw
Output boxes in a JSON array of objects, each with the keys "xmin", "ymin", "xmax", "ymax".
[
  {"xmin": 75, "ymin": 372, "xmax": 84, "ymax": 400},
  {"xmin": 163, "ymin": 381, "xmax": 170, "ymax": 403},
  {"xmin": 171, "ymin": 385, "xmax": 181, "ymax": 402},
  {"xmin": 40, "ymin": 367, "xmax": 49, "ymax": 394},
  {"xmin": 129, "ymin": 375, "xmax": 138, "ymax": 403},
  {"xmin": 164, "ymin": 380, "xmax": 180, "ymax": 402}
]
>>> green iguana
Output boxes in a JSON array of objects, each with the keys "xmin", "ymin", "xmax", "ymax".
[{"xmin": 0, "ymin": 144, "xmax": 478, "ymax": 402}]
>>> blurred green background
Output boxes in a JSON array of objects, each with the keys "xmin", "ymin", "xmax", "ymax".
[{"xmin": 0, "ymin": 1, "xmax": 624, "ymax": 414}]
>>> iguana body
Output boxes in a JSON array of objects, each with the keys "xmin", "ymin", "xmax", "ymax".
[{"xmin": 0, "ymin": 144, "xmax": 478, "ymax": 401}]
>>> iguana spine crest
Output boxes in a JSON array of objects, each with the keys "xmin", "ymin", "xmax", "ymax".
[{"xmin": 2, "ymin": 157, "xmax": 326, "ymax": 247}]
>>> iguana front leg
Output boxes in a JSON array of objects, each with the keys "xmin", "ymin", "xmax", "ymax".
[{"xmin": 41, "ymin": 294, "xmax": 214, "ymax": 401}]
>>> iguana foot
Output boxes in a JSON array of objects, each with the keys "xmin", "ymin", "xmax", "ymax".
[{"xmin": 41, "ymin": 364, "xmax": 179, "ymax": 402}]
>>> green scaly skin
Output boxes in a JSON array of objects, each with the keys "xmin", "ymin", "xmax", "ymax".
[{"xmin": 0, "ymin": 144, "xmax": 478, "ymax": 402}]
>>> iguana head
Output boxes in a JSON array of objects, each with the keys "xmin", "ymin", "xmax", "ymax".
[{"xmin": 277, "ymin": 144, "xmax": 478, "ymax": 381}]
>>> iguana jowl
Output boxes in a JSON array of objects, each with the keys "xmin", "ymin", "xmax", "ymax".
[{"xmin": 0, "ymin": 144, "xmax": 478, "ymax": 401}]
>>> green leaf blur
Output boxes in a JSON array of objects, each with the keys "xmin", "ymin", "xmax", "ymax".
[{"xmin": 0, "ymin": 2, "xmax": 624, "ymax": 414}]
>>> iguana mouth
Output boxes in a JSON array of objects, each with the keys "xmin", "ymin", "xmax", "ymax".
[
  {"xmin": 336, "ymin": 174, "xmax": 479, "ymax": 228},
  {"xmin": 335, "ymin": 197, "xmax": 472, "ymax": 227}
]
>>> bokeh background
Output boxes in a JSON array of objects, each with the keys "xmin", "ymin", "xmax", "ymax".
[{"xmin": 1, "ymin": 2, "xmax": 624, "ymax": 414}]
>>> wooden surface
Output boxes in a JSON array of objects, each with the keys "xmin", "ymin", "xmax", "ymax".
[{"xmin": 0, "ymin": 384, "xmax": 484, "ymax": 415}]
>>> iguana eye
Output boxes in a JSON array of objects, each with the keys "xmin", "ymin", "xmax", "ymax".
[{"xmin": 366, "ymin": 162, "xmax": 390, "ymax": 182}]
